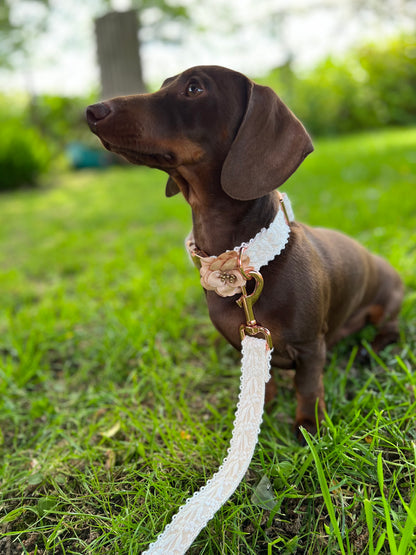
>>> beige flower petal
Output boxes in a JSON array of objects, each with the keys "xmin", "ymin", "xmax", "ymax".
[
  {"xmin": 219, "ymin": 257, "xmax": 239, "ymax": 271},
  {"xmin": 200, "ymin": 256, "xmax": 218, "ymax": 270},
  {"xmin": 198, "ymin": 249, "xmax": 253, "ymax": 296}
]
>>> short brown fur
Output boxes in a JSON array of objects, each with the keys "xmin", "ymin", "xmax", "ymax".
[{"xmin": 86, "ymin": 66, "xmax": 403, "ymax": 436}]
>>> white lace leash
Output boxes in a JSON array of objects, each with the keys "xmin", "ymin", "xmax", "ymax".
[
  {"xmin": 142, "ymin": 195, "xmax": 294, "ymax": 554},
  {"xmin": 142, "ymin": 335, "xmax": 272, "ymax": 554}
]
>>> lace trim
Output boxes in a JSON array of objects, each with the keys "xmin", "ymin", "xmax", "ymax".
[
  {"xmin": 235, "ymin": 193, "xmax": 294, "ymax": 271},
  {"xmin": 142, "ymin": 336, "xmax": 272, "ymax": 555},
  {"xmin": 185, "ymin": 193, "xmax": 294, "ymax": 273}
]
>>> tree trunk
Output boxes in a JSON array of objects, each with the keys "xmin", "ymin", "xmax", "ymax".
[{"xmin": 94, "ymin": 10, "xmax": 146, "ymax": 100}]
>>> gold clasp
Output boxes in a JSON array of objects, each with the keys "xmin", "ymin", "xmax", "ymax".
[
  {"xmin": 236, "ymin": 271, "xmax": 263, "ymax": 325},
  {"xmin": 236, "ymin": 249, "xmax": 273, "ymax": 350}
]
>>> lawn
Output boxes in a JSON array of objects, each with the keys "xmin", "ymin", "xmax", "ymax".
[{"xmin": 0, "ymin": 126, "xmax": 415, "ymax": 554}]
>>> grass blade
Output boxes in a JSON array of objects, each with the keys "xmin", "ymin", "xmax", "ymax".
[
  {"xmin": 363, "ymin": 493, "xmax": 375, "ymax": 555},
  {"xmin": 398, "ymin": 481, "xmax": 416, "ymax": 555},
  {"xmin": 377, "ymin": 452, "xmax": 398, "ymax": 555},
  {"xmin": 301, "ymin": 428, "xmax": 346, "ymax": 555}
]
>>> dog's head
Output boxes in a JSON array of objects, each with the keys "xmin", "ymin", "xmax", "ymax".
[{"xmin": 86, "ymin": 65, "xmax": 313, "ymax": 202}]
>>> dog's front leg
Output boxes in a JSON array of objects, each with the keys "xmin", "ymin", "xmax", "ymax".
[{"xmin": 292, "ymin": 335, "xmax": 327, "ymax": 439}]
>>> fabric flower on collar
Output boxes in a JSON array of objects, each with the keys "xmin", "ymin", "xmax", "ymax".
[{"xmin": 199, "ymin": 251, "xmax": 252, "ymax": 297}]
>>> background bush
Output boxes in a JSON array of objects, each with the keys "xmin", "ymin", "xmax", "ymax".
[
  {"xmin": 0, "ymin": 113, "xmax": 51, "ymax": 191},
  {"xmin": 32, "ymin": 93, "xmax": 97, "ymax": 148},
  {"xmin": 0, "ymin": 92, "xmax": 95, "ymax": 191},
  {"xmin": 260, "ymin": 34, "xmax": 416, "ymax": 136}
]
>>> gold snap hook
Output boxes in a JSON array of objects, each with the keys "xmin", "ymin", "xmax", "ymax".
[
  {"xmin": 236, "ymin": 272, "xmax": 263, "ymax": 326},
  {"xmin": 236, "ymin": 248, "xmax": 273, "ymax": 350}
]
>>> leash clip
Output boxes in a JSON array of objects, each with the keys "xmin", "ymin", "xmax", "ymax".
[{"xmin": 236, "ymin": 249, "xmax": 273, "ymax": 350}]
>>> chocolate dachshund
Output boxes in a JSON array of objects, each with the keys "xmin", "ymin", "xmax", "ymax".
[{"xmin": 86, "ymin": 66, "xmax": 403, "ymax": 436}]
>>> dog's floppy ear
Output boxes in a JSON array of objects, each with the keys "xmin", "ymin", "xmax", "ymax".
[
  {"xmin": 221, "ymin": 81, "xmax": 313, "ymax": 201},
  {"xmin": 165, "ymin": 176, "xmax": 180, "ymax": 197}
]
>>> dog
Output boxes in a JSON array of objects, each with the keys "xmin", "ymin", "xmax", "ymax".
[{"xmin": 86, "ymin": 65, "xmax": 403, "ymax": 437}]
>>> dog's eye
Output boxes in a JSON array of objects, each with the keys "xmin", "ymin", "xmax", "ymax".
[{"xmin": 185, "ymin": 81, "xmax": 204, "ymax": 97}]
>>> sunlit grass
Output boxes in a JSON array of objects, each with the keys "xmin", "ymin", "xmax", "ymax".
[{"xmin": 0, "ymin": 126, "xmax": 415, "ymax": 553}]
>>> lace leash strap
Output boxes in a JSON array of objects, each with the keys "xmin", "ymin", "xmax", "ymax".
[{"xmin": 142, "ymin": 335, "xmax": 272, "ymax": 555}]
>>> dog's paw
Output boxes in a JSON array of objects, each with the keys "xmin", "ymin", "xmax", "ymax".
[{"xmin": 294, "ymin": 419, "xmax": 318, "ymax": 443}]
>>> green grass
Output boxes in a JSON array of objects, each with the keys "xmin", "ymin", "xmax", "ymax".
[{"xmin": 0, "ymin": 126, "xmax": 415, "ymax": 554}]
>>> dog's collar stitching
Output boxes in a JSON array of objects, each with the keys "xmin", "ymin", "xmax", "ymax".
[{"xmin": 185, "ymin": 192, "xmax": 294, "ymax": 297}]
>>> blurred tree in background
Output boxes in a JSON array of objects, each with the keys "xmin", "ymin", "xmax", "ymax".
[
  {"xmin": 0, "ymin": 0, "xmax": 49, "ymax": 69},
  {"xmin": 95, "ymin": 10, "xmax": 146, "ymax": 98},
  {"xmin": 94, "ymin": 1, "xmax": 189, "ymax": 98}
]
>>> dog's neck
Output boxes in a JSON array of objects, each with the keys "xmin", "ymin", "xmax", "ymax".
[
  {"xmin": 170, "ymin": 165, "xmax": 284, "ymax": 256},
  {"xmin": 192, "ymin": 195, "xmax": 279, "ymax": 256},
  {"xmin": 191, "ymin": 194, "xmax": 281, "ymax": 258}
]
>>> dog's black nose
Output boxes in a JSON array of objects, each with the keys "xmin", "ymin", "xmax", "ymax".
[{"xmin": 86, "ymin": 103, "xmax": 111, "ymax": 128}]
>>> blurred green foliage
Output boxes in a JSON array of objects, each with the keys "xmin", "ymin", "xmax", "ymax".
[
  {"xmin": 32, "ymin": 93, "xmax": 96, "ymax": 148},
  {"xmin": 260, "ymin": 34, "xmax": 416, "ymax": 136},
  {"xmin": 0, "ymin": 92, "xmax": 95, "ymax": 190},
  {"xmin": 0, "ymin": 108, "xmax": 51, "ymax": 191}
]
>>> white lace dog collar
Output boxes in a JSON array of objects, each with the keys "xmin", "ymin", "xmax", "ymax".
[{"xmin": 186, "ymin": 192, "xmax": 294, "ymax": 297}]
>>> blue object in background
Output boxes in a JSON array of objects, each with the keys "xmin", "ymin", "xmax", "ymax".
[{"xmin": 66, "ymin": 142, "xmax": 115, "ymax": 169}]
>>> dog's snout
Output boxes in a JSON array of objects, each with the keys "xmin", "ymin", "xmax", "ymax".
[{"xmin": 86, "ymin": 103, "xmax": 111, "ymax": 128}]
